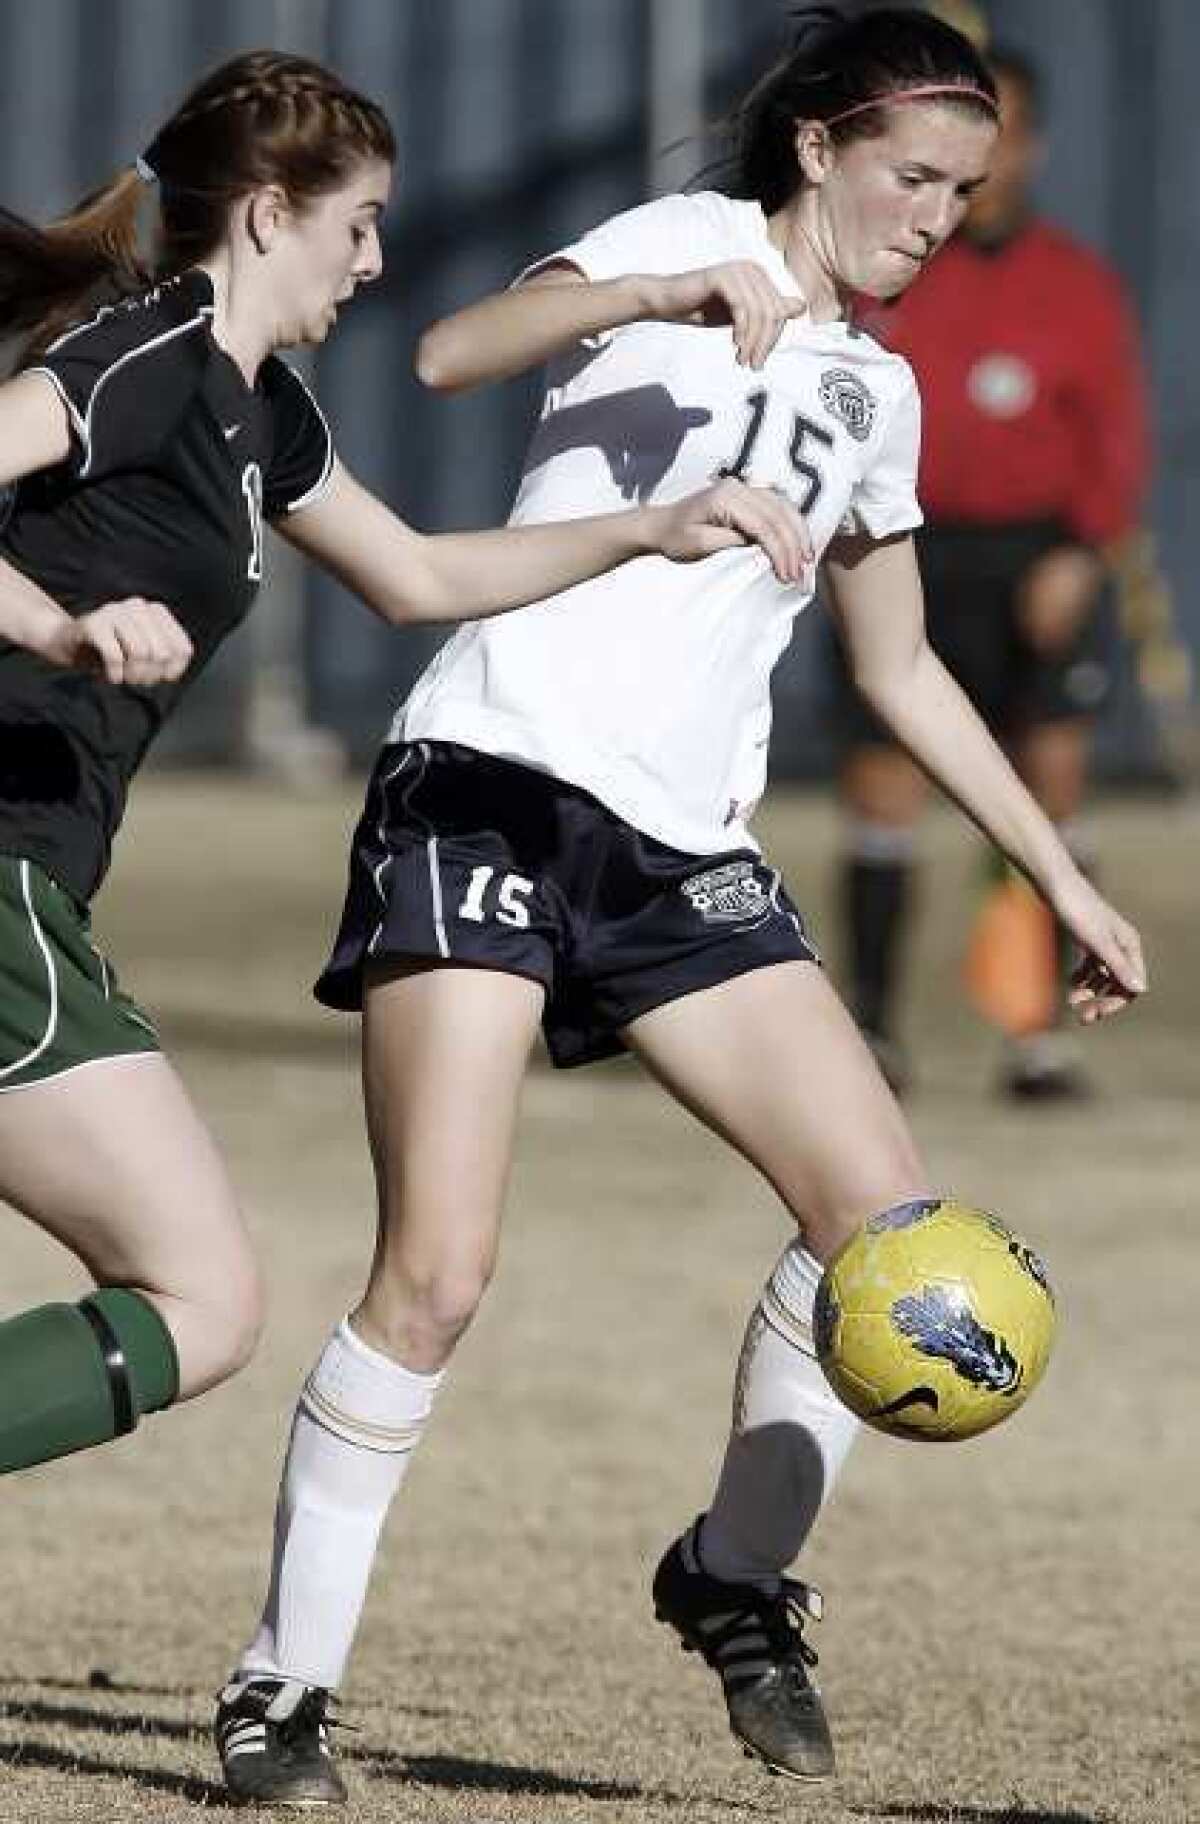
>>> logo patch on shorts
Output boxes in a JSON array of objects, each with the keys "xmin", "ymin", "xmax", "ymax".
[
  {"xmin": 681, "ymin": 861, "xmax": 771, "ymax": 926},
  {"xmin": 818, "ymin": 368, "xmax": 877, "ymax": 442}
]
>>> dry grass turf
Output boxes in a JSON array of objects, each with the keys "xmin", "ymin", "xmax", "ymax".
[{"xmin": 1, "ymin": 775, "xmax": 1198, "ymax": 1823}]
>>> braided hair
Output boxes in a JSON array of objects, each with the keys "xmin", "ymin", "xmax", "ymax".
[{"xmin": 0, "ymin": 49, "xmax": 395, "ymax": 356}]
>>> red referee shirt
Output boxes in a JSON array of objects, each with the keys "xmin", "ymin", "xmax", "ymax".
[{"xmin": 859, "ymin": 220, "xmax": 1150, "ymax": 547}]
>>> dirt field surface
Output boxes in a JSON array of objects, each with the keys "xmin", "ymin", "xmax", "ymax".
[{"xmin": 2, "ymin": 776, "xmax": 1197, "ymax": 1824}]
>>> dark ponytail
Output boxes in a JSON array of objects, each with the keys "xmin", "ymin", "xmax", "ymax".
[
  {"xmin": 0, "ymin": 49, "xmax": 395, "ymax": 359},
  {"xmin": 718, "ymin": 5, "xmax": 997, "ymax": 213}
]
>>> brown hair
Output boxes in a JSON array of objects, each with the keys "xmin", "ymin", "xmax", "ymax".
[
  {"xmin": 716, "ymin": 6, "xmax": 997, "ymax": 214},
  {"xmin": 0, "ymin": 49, "xmax": 395, "ymax": 356}
]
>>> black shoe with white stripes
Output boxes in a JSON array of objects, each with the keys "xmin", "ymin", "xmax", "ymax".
[
  {"xmin": 215, "ymin": 1675, "xmax": 348, "ymax": 1807},
  {"xmin": 652, "ymin": 1519, "xmax": 835, "ymax": 1781}
]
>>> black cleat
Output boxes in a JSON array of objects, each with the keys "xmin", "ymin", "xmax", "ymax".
[
  {"xmin": 215, "ymin": 1675, "xmax": 348, "ymax": 1807},
  {"xmin": 653, "ymin": 1519, "xmax": 835, "ymax": 1782}
]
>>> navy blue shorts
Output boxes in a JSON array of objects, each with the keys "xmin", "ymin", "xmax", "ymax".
[{"xmin": 315, "ymin": 741, "xmax": 819, "ymax": 1069}]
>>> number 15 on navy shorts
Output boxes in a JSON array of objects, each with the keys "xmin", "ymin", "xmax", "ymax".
[{"xmin": 315, "ymin": 741, "xmax": 819, "ymax": 1069}]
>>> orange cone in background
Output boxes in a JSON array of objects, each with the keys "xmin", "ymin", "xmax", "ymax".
[{"xmin": 962, "ymin": 870, "xmax": 1058, "ymax": 1036}]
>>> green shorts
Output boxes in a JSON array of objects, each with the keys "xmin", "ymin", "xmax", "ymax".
[{"xmin": 0, "ymin": 855, "xmax": 160, "ymax": 1093}]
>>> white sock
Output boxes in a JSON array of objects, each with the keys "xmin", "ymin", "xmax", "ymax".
[
  {"xmin": 238, "ymin": 1317, "xmax": 443, "ymax": 1691},
  {"xmin": 698, "ymin": 1242, "xmax": 859, "ymax": 1590}
]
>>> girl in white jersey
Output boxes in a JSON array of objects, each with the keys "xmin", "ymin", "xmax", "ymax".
[{"xmin": 218, "ymin": 10, "xmax": 1146, "ymax": 1804}]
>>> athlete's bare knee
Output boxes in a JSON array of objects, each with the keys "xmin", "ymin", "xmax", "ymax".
[
  {"xmin": 797, "ymin": 1134, "xmax": 930, "ymax": 1264},
  {"xmin": 398, "ymin": 1258, "xmax": 493, "ymax": 1351},
  {"xmin": 167, "ymin": 1257, "xmax": 266, "ymax": 1398},
  {"xmin": 221, "ymin": 1269, "xmax": 267, "ymax": 1376},
  {"xmin": 357, "ymin": 1256, "xmax": 493, "ymax": 1370}
]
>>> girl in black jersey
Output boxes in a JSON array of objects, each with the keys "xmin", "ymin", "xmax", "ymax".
[
  {"xmin": 0, "ymin": 60, "xmax": 805, "ymax": 1502},
  {"xmin": 212, "ymin": 13, "xmax": 1148, "ymax": 1809}
]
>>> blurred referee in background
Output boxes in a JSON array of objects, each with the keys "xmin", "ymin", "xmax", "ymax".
[{"xmin": 832, "ymin": 37, "xmax": 1150, "ymax": 1100}]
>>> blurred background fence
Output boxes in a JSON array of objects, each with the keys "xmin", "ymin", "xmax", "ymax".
[{"xmin": 1, "ymin": 0, "xmax": 1195, "ymax": 781}]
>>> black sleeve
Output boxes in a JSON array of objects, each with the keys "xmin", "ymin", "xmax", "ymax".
[
  {"xmin": 25, "ymin": 290, "xmax": 209, "ymax": 483},
  {"xmin": 260, "ymin": 358, "xmax": 335, "ymax": 519}
]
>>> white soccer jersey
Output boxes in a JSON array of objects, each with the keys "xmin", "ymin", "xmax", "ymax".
[{"xmin": 397, "ymin": 190, "xmax": 922, "ymax": 856}]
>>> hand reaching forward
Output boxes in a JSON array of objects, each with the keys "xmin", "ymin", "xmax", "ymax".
[
  {"xmin": 1051, "ymin": 871, "xmax": 1148, "ymax": 1023},
  {"xmin": 646, "ymin": 478, "xmax": 815, "ymax": 586},
  {"xmin": 641, "ymin": 262, "xmax": 809, "ymax": 368},
  {"xmin": 45, "ymin": 598, "xmax": 194, "ymax": 688}
]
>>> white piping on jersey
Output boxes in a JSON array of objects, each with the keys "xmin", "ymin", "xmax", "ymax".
[
  {"xmin": 426, "ymin": 837, "xmax": 450, "ymax": 958},
  {"xmin": 0, "ymin": 861, "xmax": 59, "ymax": 1081},
  {"xmin": 40, "ymin": 285, "xmax": 188, "ymax": 352},
  {"xmin": 276, "ymin": 359, "xmax": 335, "ymax": 514},
  {"xmin": 28, "ymin": 309, "xmax": 213, "ymax": 480}
]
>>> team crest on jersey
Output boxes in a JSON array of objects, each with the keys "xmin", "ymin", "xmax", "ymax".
[
  {"xmin": 818, "ymin": 368, "xmax": 877, "ymax": 443},
  {"xmin": 681, "ymin": 861, "xmax": 770, "ymax": 925}
]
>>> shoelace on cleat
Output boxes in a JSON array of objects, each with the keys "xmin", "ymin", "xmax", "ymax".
[
  {"xmin": 762, "ymin": 1581, "xmax": 821, "ymax": 1674},
  {"xmin": 279, "ymin": 1688, "xmax": 360, "ymax": 1745},
  {"xmin": 217, "ymin": 1681, "xmax": 359, "ymax": 1746},
  {"xmin": 682, "ymin": 1574, "xmax": 823, "ymax": 1690}
]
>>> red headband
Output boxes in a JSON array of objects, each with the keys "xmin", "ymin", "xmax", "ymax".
[{"xmin": 823, "ymin": 84, "xmax": 999, "ymax": 128}]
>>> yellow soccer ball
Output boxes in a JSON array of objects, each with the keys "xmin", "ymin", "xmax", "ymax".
[{"xmin": 814, "ymin": 1198, "xmax": 1057, "ymax": 1441}]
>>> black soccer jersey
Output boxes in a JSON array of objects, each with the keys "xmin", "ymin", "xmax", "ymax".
[{"xmin": 0, "ymin": 269, "xmax": 334, "ymax": 902}]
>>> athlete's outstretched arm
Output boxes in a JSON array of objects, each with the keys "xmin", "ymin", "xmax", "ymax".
[
  {"xmin": 415, "ymin": 261, "xmax": 808, "ymax": 393},
  {"xmin": 0, "ymin": 373, "xmax": 192, "ymax": 685},
  {"xmin": 279, "ymin": 460, "xmax": 813, "ymax": 623},
  {"xmin": 824, "ymin": 530, "xmax": 1147, "ymax": 1022}
]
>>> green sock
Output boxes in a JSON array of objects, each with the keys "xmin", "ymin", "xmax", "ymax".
[{"xmin": 0, "ymin": 1288, "xmax": 179, "ymax": 1475}]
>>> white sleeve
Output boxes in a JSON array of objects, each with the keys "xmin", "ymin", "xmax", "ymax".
[
  {"xmin": 514, "ymin": 193, "xmax": 707, "ymax": 287},
  {"xmin": 844, "ymin": 365, "xmax": 924, "ymax": 539}
]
